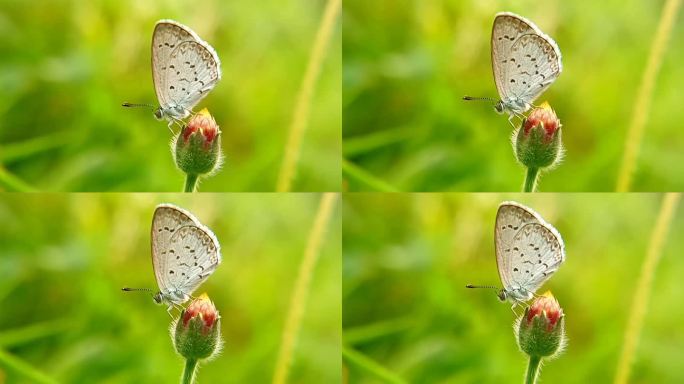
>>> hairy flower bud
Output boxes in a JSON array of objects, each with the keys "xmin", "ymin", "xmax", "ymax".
[
  {"xmin": 514, "ymin": 102, "xmax": 563, "ymax": 170},
  {"xmin": 174, "ymin": 108, "xmax": 222, "ymax": 178},
  {"xmin": 517, "ymin": 291, "xmax": 566, "ymax": 358},
  {"xmin": 173, "ymin": 293, "xmax": 221, "ymax": 361}
]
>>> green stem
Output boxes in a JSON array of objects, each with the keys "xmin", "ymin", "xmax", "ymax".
[
  {"xmin": 0, "ymin": 348, "xmax": 58, "ymax": 384},
  {"xmin": 523, "ymin": 167, "xmax": 539, "ymax": 192},
  {"xmin": 184, "ymin": 174, "xmax": 199, "ymax": 192},
  {"xmin": 0, "ymin": 167, "xmax": 36, "ymax": 192},
  {"xmin": 342, "ymin": 345, "xmax": 407, "ymax": 384},
  {"xmin": 181, "ymin": 358, "xmax": 198, "ymax": 384},
  {"xmin": 342, "ymin": 158, "xmax": 400, "ymax": 192},
  {"xmin": 525, "ymin": 355, "xmax": 542, "ymax": 384}
]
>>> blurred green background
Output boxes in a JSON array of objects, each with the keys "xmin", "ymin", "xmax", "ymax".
[
  {"xmin": 343, "ymin": 0, "xmax": 684, "ymax": 191},
  {"xmin": 0, "ymin": 0, "xmax": 340, "ymax": 191},
  {"xmin": 343, "ymin": 193, "xmax": 683, "ymax": 382},
  {"xmin": 0, "ymin": 193, "xmax": 341, "ymax": 383}
]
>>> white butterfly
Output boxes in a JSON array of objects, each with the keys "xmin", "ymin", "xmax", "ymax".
[
  {"xmin": 123, "ymin": 204, "xmax": 222, "ymax": 311},
  {"xmin": 468, "ymin": 201, "xmax": 565, "ymax": 306},
  {"xmin": 124, "ymin": 20, "xmax": 221, "ymax": 125},
  {"xmin": 152, "ymin": 20, "xmax": 221, "ymax": 122},
  {"xmin": 465, "ymin": 12, "xmax": 562, "ymax": 121}
]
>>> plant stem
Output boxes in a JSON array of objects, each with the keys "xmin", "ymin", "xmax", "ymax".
[
  {"xmin": 614, "ymin": 193, "xmax": 680, "ymax": 384},
  {"xmin": 184, "ymin": 174, "xmax": 198, "ymax": 192},
  {"xmin": 342, "ymin": 158, "xmax": 400, "ymax": 192},
  {"xmin": 0, "ymin": 167, "xmax": 36, "ymax": 192},
  {"xmin": 523, "ymin": 167, "xmax": 539, "ymax": 192},
  {"xmin": 181, "ymin": 358, "xmax": 198, "ymax": 384},
  {"xmin": 272, "ymin": 193, "xmax": 338, "ymax": 384},
  {"xmin": 276, "ymin": 0, "xmax": 341, "ymax": 192},
  {"xmin": 525, "ymin": 355, "xmax": 542, "ymax": 384},
  {"xmin": 616, "ymin": 0, "xmax": 681, "ymax": 191},
  {"xmin": 342, "ymin": 345, "xmax": 408, "ymax": 384},
  {"xmin": 0, "ymin": 348, "xmax": 58, "ymax": 384}
]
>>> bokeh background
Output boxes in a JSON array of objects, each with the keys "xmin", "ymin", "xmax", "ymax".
[
  {"xmin": 0, "ymin": 193, "xmax": 341, "ymax": 383},
  {"xmin": 343, "ymin": 193, "xmax": 684, "ymax": 382},
  {"xmin": 0, "ymin": 0, "xmax": 341, "ymax": 191},
  {"xmin": 343, "ymin": 0, "xmax": 684, "ymax": 191}
]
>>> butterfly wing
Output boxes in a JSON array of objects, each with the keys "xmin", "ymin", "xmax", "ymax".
[
  {"xmin": 164, "ymin": 224, "xmax": 221, "ymax": 303},
  {"xmin": 152, "ymin": 21, "xmax": 197, "ymax": 109},
  {"xmin": 163, "ymin": 40, "xmax": 221, "ymax": 113},
  {"xmin": 505, "ymin": 34, "xmax": 561, "ymax": 106},
  {"xmin": 152, "ymin": 20, "xmax": 221, "ymax": 115},
  {"xmin": 494, "ymin": 201, "xmax": 543, "ymax": 290},
  {"xmin": 507, "ymin": 222, "xmax": 564, "ymax": 295},
  {"xmin": 151, "ymin": 204, "xmax": 205, "ymax": 297},
  {"xmin": 491, "ymin": 12, "xmax": 562, "ymax": 105}
]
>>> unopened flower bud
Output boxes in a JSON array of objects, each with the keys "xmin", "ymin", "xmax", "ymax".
[
  {"xmin": 173, "ymin": 293, "xmax": 221, "ymax": 361},
  {"xmin": 514, "ymin": 102, "xmax": 562, "ymax": 169},
  {"xmin": 517, "ymin": 291, "xmax": 566, "ymax": 358},
  {"xmin": 174, "ymin": 108, "xmax": 222, "ymax": 177}
]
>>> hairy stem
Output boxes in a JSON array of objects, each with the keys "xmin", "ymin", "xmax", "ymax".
[
  {"xmin": 184, "ymin": 174, "xmax": 199, "ymax": 192},
  {"xmin": 181, "ymin": 358, "xmax": 198, "ymax": 384},
  {"xmin": 525, "ymin": 355, "xmax": 542, "ymax": 384},
  {"xmin": 523, "ymin": 167, "xmax": 539, "ymax": 192}
]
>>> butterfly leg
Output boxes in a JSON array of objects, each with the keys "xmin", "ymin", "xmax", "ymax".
[
  {"xmin": 510, "ymin": 302, "xmax": 528, "ymax": 318},
  {"xmin": 507, "ymin": 114, "xmax": 516, "ymax": 128},
  {"xmin": 166, "ymin": 117, "xmax": 186, "ymax": 134}
]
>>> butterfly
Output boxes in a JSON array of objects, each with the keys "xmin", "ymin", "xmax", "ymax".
[
  {"xmin": 464, "ymin": 12, "xmax": 562, "ymax": 122},
  {"xmin": 123, "ymin": 204, "xmax": 221, "ymax": 312},
  {"xmin": 467, "ymin": 201, "xmax": 565, "ymax": 306},
  {"xmin": 124, "ymin": 20, "xmax": 221, "ymax": 126}
]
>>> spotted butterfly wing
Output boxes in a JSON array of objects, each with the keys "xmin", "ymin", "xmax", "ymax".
[
  {"xmin": 151, "ymin": 20, "xmax": 221, "ymax": 121},
  {"xmin": 151, "ymin": 204, "xmax": 221, "ymax": 306},
  {"xmin": 491, "ymin": 12, "xmax": 562, "ymax": 115},
  {"xmin": 494, "ymin": 201, "xmax": 564, "ymax": 302}
]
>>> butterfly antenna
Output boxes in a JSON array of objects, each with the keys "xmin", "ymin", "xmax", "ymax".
[
  {"xmin": 121, "ymin": 287, "xmax": 153, "ymax": 292},
  {"xmin": 466, "ymin": 284, "xmax": 500, "ymax": 293},
  {"xmin": 463, "ymin": 96, "xmax": 497, "ymax": 104},
  {"xmin": 122, "ymin": 102, "xmax": 155, "ymax": 109}
]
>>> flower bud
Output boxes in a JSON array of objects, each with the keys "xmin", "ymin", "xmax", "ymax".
[
  {"xmin": 517, "ymin": 291, "xmax": 565, "ymax": 358},
  {"xmin": 173, "ymin": 293, "xmax": 221, "ymax": 361},
  {"xmin": 514, "ymin": 102, "xmax": 562, "ymax": 169},
  {"xmin": 174, "ymin": 108, "xmax": 222, "ymax": 177}
]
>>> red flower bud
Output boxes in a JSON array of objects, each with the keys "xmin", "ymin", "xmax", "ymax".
[
  {"xmin": 525, "ymin": 291, "xmax": 563, "ymax": 332},
  {"xmin": 517, "ymin": 291, "xmax": 566, "ymax": 358},
  {"xmin": 522, "ymin": 103, "xmax": 560, "ymax": 140},
  {"xmin": 182, "ymin": 293, "xmax": 219, "ymax": 331},
  {"xmin": 174, "ymin": 108, "xmax": 223, "ymax": 181},
  {"xmin": 173, "ymin": 293, "xmax": 221, "ymax": 360},
  {"xmin": 181, "ymin": 109, "xmax": 219, "ymax": 148},
  {"xmin": 514, "ymin": 102, "xmax": 563, "ymax": 172}
]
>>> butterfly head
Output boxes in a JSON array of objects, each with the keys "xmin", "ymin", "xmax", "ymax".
[
  {"xmin": 152, "ymin": 291, "xmax": 164, "ymax": 305},
  {"xmin": 494, "ymin": 100, "xmax": 505, "ymax": 114},
  {"xmin": 153, "ymin": 107, "xmax": 164, "ymax": 120},
  {"xmin": 154, "ymin": 105, "xmax": 190, "ymax": 122},
  {"xmin": 497, "ymin": 289, "xmax": 508, "ymax": 302},
  {"xmin": 498, "ymin": 98, "xmax": 531, "ymax": 116}
]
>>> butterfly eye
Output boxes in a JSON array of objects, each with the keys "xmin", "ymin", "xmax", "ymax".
[{"xmin": 497, "ymin": 290, "xmax": 507, "ymax": 302}]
